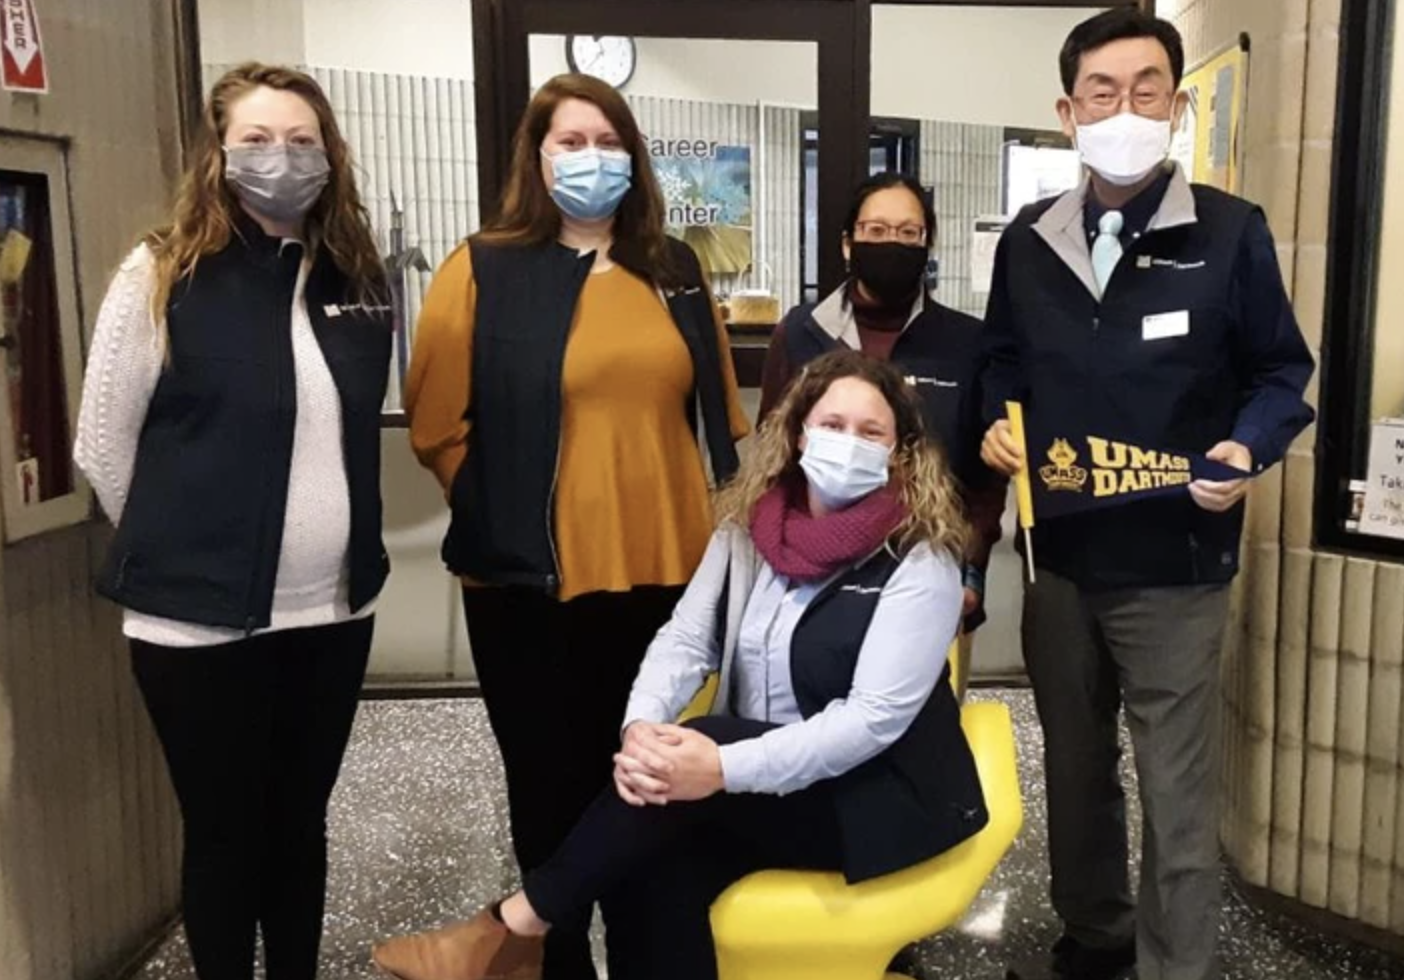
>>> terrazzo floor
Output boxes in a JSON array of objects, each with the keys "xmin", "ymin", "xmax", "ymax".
[{"xmin": 130, "ymin": 690, "xmax": 1404, "ymax": 980}]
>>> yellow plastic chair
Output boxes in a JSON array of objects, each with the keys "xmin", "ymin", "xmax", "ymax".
[{"xmin": 680, "ymin": 644, "xmax": 1023, "ymax": 980}]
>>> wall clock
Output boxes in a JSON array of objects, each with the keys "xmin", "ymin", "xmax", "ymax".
[{"xmin": 565, "ymin": 35, "xmax": 637, "ymax": 89}]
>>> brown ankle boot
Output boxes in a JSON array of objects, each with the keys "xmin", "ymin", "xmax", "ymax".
[{"xmin": 371, "ymin": 907, "xmax": 545, "ymax": 980}]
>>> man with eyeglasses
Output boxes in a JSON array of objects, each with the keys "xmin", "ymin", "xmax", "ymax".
[{"xmin": 978, "ymin": 10, "xmax": 1314, "ymax": 980}]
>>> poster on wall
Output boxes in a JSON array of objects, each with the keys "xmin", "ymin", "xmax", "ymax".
[
  {"xmin": 1360, "ymin": 419, "xmax": 1404, "ymax": 540},
  {"xmin": 652, "ymin": 141, "xmax": 753, "ymax": 276},
  {"xmin": 1170, "ymin": 37, "xmax": 1249, "ymax": 194}
]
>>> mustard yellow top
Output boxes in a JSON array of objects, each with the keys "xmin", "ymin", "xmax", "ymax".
[{"xmin": 405, "ymin": 244, "xmax": 750, "ymax": 601}]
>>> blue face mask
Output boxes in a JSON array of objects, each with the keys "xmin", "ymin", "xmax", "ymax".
[
  {"xmin": 800, "ymin": 427, "xmax": 892, "ymax": 510},
  {"xmin": 544, "ymin": 147, "xmax": 633, "ymax": 221}
]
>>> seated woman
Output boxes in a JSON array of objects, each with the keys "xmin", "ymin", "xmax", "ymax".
[
  {"xmin": 760, "ymin": 173, "xmax": 1007, "ymax": 643},
  {"xmin": 371, "ymin": 350, "xmax": 989, "ymax": 980}
]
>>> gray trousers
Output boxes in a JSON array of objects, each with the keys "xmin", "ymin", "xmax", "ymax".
[{"xmin": 1023, "ymin": 569, "xmax": 1230, "ymax": 980}]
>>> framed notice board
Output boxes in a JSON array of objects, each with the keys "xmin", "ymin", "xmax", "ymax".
[{"xmin": 1169, "ymin": 34, "xmax": 1250, "ymax": 194}]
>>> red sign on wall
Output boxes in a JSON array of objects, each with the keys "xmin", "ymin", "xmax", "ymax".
[{"xmin": 1, "ymin": 0, "xmax": 46, "ymax": 94}]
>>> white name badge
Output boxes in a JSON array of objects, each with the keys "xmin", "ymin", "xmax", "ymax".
[{"xmin": 1142, "ymin": 310, "xmax": 1190, "ymax": 341}]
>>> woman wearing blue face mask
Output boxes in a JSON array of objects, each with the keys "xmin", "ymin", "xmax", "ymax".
[
  {"xmin": 375, "ymin": 349, "xmax": 986, "ymax": 980},
  {"xmin": 403, "ymin": 73, "xmax": 749, "ymax": 980}
]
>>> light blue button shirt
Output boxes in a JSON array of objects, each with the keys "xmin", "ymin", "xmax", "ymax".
[
  {"xmin": 624, "ymin": 534, "xmax": 962, "ymax": 797},
  {"xmin": 730, "ymin": 566, "xmax": 824, "ymax": 727}
]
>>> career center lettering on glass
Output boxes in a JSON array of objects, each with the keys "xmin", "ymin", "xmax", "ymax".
[{"xmin": 648, "ymin": 136, "xmax": 753, "ymax": 276}]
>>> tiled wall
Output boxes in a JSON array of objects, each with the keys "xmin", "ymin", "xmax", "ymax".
[
  {"xmin": 0, "ymin": 2, "xmax": 186, "ymax": 977},
  {"xmin": 1161, "ymin": 0, "xmax": 1404, "ymax": 939}
]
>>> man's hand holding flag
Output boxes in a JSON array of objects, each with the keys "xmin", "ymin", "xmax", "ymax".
[{"xmin": 980, "ymin": 404, "xmax": 1255, "ymax": 581}]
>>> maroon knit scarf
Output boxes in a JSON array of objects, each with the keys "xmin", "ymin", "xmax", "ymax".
[{"xmin": 749, "ymin": 477, "xmax": 907, "ymax": 583}]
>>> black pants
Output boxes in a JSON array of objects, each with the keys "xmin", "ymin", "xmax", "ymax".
[
  {"xmin": 523, "ymin": 716, "xmax": 845, "ymax": 980},
  {"xmin": 131, "ymin": 617, "xmax": 374, "ymax": 980},
  {"xmin": 462, "ymin": 585, "xmax": 684, "ymax": 980}
]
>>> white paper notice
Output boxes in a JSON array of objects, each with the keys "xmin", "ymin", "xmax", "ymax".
[
  {"xmin": 971, "ymin": 217, "xmax": 1011, "ymax": 296},
  {"xmin": 16, "ymin": 457, "xmax": 38, "ymax": 506},
  {"xmin": 1169, "ymin": 99, "xmax": 1198, "ymax": 179},
  {"xmin": 1360, "ymin": 418, "xmax": 1404, "ymax": 540}
]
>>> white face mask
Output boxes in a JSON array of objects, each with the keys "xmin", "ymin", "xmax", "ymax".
[
  {"xmin": 1075, "ymin": 111, "xmax": 1172, "ymax": 186},
  {"xmin": 799, "ymin": 427, "xmax": 892, "ymax": 510}
]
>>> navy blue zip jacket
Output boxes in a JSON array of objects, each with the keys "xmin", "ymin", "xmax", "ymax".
[{"xmin": 980, "ymin": 165, "xmax": 1314, "ymax": 590}]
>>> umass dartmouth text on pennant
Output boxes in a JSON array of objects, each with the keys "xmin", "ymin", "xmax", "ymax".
[{"xmin": 1023, "ymin": 423, "xmax": 1249, "ymax": 520}]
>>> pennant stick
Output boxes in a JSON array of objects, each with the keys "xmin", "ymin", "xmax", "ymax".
[{"xmin": 1005, "ymin": 400, "xmax": 1036, "ymax": 584}]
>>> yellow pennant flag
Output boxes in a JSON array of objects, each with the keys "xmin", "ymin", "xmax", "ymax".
[{"xmin": 1005, "ymin": 401, "xmax": 1036, "ymax": 583}]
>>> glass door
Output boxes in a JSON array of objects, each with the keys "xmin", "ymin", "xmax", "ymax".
[
  {"xmin": 525, "ymin": 34, "xmax": 816, "ymax": 322},
  {"xmin": 477, "ymin": 0, "xmax": 868, "ymax": 304},
  {"xmin": 801, "ymin": 113, "xmax": 921, "ymax": 302},
  {"xmin": 867, "ymin": 3, "xmax": 1114, "ymax": 680}
]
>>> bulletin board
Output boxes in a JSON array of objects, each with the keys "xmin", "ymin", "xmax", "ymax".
[{"xmin": 1169, "ymin": 35, "xmax": 1250, "ymax": 194}]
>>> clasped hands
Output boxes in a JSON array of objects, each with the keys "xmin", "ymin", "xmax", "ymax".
[{"xmin": 614, "ymin": 721, "xmax": 724, "ymax": 808}]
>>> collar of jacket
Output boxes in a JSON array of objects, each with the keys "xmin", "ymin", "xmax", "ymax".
[
  {"xmin": 810, "ymin": 278, "xmax": 926, "ymax": 349},
  {"xmin": 712, "ymin": 525, "xmax": 762, "ymax": 715},
  {"xmin": 709, "ymin": 523, "xmax": 895, "ymax": 717},
  {"xmin": 1033, "ymin": 161, "xmax": 1198, "ymax": 301},
  {"xmin": 228, "ymin": 207, "xmax": 312, "ymax": 265}
]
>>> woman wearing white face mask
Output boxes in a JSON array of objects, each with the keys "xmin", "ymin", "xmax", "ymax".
[
  {"xmin": 73, "ymin": 64, "xmax": 391, "ymax": 980},
  {"xmin": 375, "ymin": 350, "xmax": 984, "ymax": 980},
  {"xmin": 403, "ymin": 73, "xmax": 749, "ymax": 979}
]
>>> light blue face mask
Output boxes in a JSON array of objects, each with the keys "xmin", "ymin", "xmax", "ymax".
[
  {"xmin": 543, "ymin": 147, "xmax": 633, "ymax": 221},
  {"xmin": 800, "ymin": 427, "xmax": 892, "ymax": 510}
]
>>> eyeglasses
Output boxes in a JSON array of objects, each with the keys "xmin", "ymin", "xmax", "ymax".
[
  {"xmin": 853, "ymin": 221, "xmax": 927, "ymax": 246},
  {"xmin": 1074, "ymin": 88, "xmax": 1175, "ymax": 120}
]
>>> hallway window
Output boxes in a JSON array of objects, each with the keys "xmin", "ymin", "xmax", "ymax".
[
  {"xmin": 197, "ymin": 0, "xmax": 479, "ymax": 419},
  {"xmin": 800, "ymin": 116, "xmax": 921, "ymax": 303},
  {"xmin": 0, "ymin": 137, "xmax": 90, "ymax": 541},
  {"xmin": 1320, "ymin": 0, "xmax": 1404, "ymax": 556}
]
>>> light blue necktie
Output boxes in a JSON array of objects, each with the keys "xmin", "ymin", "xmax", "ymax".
[{"xmin": 1091, "ymin": 210, "xmax": 1124, "ymax": 297}]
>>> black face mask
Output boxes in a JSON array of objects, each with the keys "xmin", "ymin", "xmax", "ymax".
[{"xmin": 849, "ymin": 242, "xmax": 928, "ymax": 306}]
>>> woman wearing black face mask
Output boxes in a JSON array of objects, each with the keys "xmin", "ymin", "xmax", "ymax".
[{"xmin": 760, "ymin": 172, "xmax": 1006, "ymax": 662}]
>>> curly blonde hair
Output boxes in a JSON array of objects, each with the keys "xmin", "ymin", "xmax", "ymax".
[
  {"xmin": 715, "ymin": 350, "xmax": 970, "ymax": 560},
  {"xmin": 144, "ymin": 63, "xmax": 384, "ymax": 335}
]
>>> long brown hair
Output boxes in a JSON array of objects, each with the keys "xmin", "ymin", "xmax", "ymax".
[
  {"xmin": 145, "ymin": 63, "xmax": 383, "ymax": 330},
  {"xmin": 715, "ymin": 351, "xmax": 970, "ymax": 560},
  {"xmin": 476, "ymin": 73, "xmax": 679, "ymax": 287}
]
